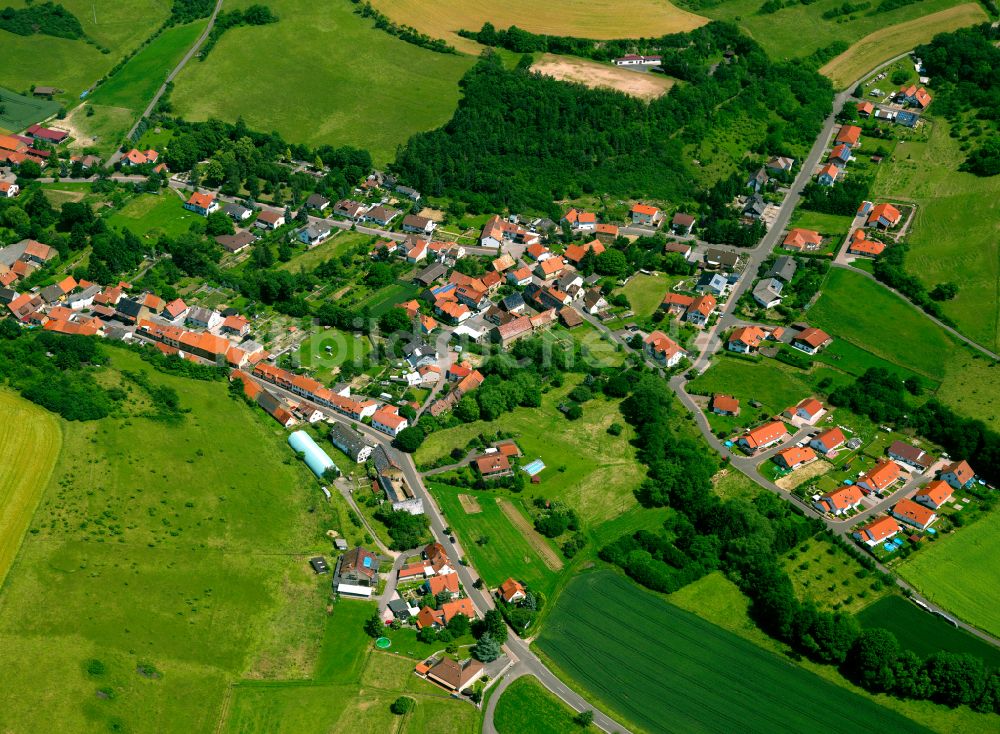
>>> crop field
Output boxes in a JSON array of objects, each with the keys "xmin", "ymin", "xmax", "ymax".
[
  {"xmin": 819, "ymin": 4, "xmax": 988, "ymax": 89},
  {"xmin": 531, "ymin": 55, "xmax": 675, "ymax": 100},
  {"xmin": 856, "ymin": 595, "xmax": 1000, "ymax": 668},
  {"xmin": 0, "ymin": 350, "xmax": 353, "ymax": 733},
  {"xmin": 0, "ymin": 86, "xmax": 59, "ymax": 131},
  {"xmin": 535, "ymin": 571, "xmax": 929, "ymax": 734},
  {"xmin": 368, "ymin": 0, "xmax": 708, "ymax": 55},
  {"xmin": 873, "ymin": 118, "xmax": 1000, "ymax": 353},
  {"xmin": 416, "ymin": 377, "xmax": 644, "ymax": 526},
  {"xmin": 0, "ymin": 391, "xmax": 61, "ymax": 588},
  {"xmin": 430, "ymin": 484, "xmax": 561, "ymax": 598},
  {"xmin": 494, "ymin": 675, "xmax": 578, "ymax": 734},
  {"xmin": 170, "ymin": 0, "xmax": 475, "ymax": 166},
  {"xmin": 897, "ymin": 509, "xmax": 1000, "ymax": 641},
  {"xmin": 105, "ymin": 192, "xmax": 196, "ymax": 240},
  {"xmin": 0, "ymin": 0, "xmax": 170, "ymax": 102},
  {"xmin": 696, "ymin": 0, "xmax": 976, "ymax": 66}
]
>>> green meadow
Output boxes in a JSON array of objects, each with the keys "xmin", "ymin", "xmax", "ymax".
[
  {"xmin": 105, "ymin": 192, "xmax": 197, "ymax": 240},
  {"xmin": 170, "ymin": 0, "xmax": 475, "ymax": 165},
  {"xmin": 494, "ymin": 676, "xmax": 579, "ymax": 734}
]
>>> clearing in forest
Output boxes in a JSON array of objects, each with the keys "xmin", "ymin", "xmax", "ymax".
[{"xmin": 531, "ymin": 55, "xmax": 675, "ymax": 100}]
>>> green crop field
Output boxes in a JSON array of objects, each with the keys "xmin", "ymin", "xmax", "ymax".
[
  {"xmin": 857, "ymin": 595, "xmax": 1000, "ymax": 668},
  {"xmin": 0, "ymin": 86, "xmax": 60, "ymax": 131},
  {"xmin": 0, "ymin": 1, "xmax": 171, "ymax": 102},
  {"xmin": 897, "ymin": 509, "xmax": 1000, "ymax": 641},
  {"xmin": 0, "ymin": 350, "xmax": 359, "ymax": 733},
  {"xmin": 170, "ymin": 0, "xmax": 475, "ymax": 166},
  {"xmin": 429, "ymin": 483, "xmax": 561, "ymax": 598},
  {"xmin": 106, "ymin": 192, "xmax": 198, "ymax": 240},
  {"xmin": 416, "ymin": 377, "xmax": 644, "ymax": 526},
  {"xmin": 0, "ymin": 391, "xmax": 61, "ymax": 588},
  {"xmin": 535, "ymin": 570, "xmax": 930, "ymax": 734},
  {"xmin": 873, "ymin": 118, "xmax": 1000, "ymax": 353},
  {"xmin": 494, "ymin": 675, "xmax": 579, "ymax": 734}
]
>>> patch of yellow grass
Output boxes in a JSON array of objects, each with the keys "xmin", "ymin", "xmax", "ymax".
[
  {"xmin": 775, "ymin": 459, "xmax": 831, "ymax": 491},
  {"xmin": 820, "ymin": 4, "xmax": 988, "ymax": 89},
  {"xmin": 458, "ymin": 493, "xmax": 482, "ymax": 514},
  {"xmin": 368, "ymin": 0, "xmax": 708, "ymax": 55},
  {"xmin": 532, "ymin": 54, "xmax": 675, "ymax": 100},
  {"xmin": 0, "ymin": 391, "xmax": 61, "ymax": 587}
]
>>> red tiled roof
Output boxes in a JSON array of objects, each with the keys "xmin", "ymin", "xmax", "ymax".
[
  {"xmin": 915, "ymin": 480, "xmax": 952, "ymax": 507},
  {"xmin": 893, "ymin": 498, "xmax": 936, "ymax": 527},
  {"xmin": 743, "ymin": 421, "xmax": 787, "ymax": 449},
  {"xmin": 860, "ymin": 516, "xmax": 899, "ymax": 542}
]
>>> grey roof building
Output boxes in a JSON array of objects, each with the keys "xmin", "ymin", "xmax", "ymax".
[
  {"xmin": 752, "ymin": 278, "xmax": 784, "ymax": 308},
  {"xmin": 224, "ymin": 203, "xmax": 252, "ymax": 221},
  {"xmin": 766, "ymin": 255, "xmax": 798, "ymax": 282},
  {"xmin": 329, "ymin": 422, "xmax": 374, "ymax": 463},
  {"xmin": 696, "ymin": 272, "xmax": 729, "ymax": 296}
]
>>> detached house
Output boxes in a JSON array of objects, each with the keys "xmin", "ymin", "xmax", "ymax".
[
  {"xmin": 335, "ymin": 546, "xmax": 379, "ymax": 598},
  {"xmin": 739, "ymin": 421, "xmax": 788, "ymax": 452},
  {"xmin": 746, "ymin": 167, "xmax": 769, "ymax": 192},
  {"xmin": 815, "ymin": 485, "xmax": 863, "ymax": 516},
  {"xmin": 123, "ymin": 148, "xmax": 158, "ymax": 166},
  {"xmin": 887, "ymin": 440, "xmax": 934, "ymax": 473},
  {"xmin": 836, "ymin": 125, "xmax": 862, "ymax": 148},
  {"xmin": 728, "ymin": 325, "xmax": 768, "ymax": 353},
  {"xmin": 847, "ymin": 229, "xmax": 885, "ymax": 257},
  {"xmin": 402, "ymin": 214, "xmax": 436, "ymax": 235},
  {"xmin": 914, "ymin": 480, "xmax": 953, "ymax": 511},
  {"xmin": 892, "ymin": 498, "xmax": 937, "ymax": 530},
  {"xmin": 630, "ymin": 203, "xmax": 663, "ymax": 226},
  {"xmin": 184, "ymin": 191, "xmax": 219, "ymax": 216},
  {"xmin": 940, "ymin": 460, "xmax": 975, "ymax": 491},
  {"xmin": 710, "ymin": 394, "xmax": 740, "ymax": 417},
  {"xmin": 829, "ymin": 144, "xmax": 851, "ymax": 167},
  {"xmin": 866, "ymin": 203, "xmax": 901, "ymax": 229},
  {"xmin": 854, "ymin": 516, "xmax": 900, "ymax": 546},
  {"xmin": 775, "ymin": 446, "xmax": 817, "ymax": 471},
  {"xmin": 817, "ymin": 163, "xmax": 839, "ymax": 187},
  {"xmin": 752, "ymin": 278, "xmax": 783, "ymax": 309},
  {"xmin": 792, "ymin": 327, "xmax": 831, "ymax": 354},
  {"xmin": 371, "ymin": 405, "xmax": 409, "ymax": 437},
  {"xmin": 534, "ymin": 256, "xmax": 566, "ymax": 281},
  {"xmin": 782, "ymin": 228, "xmax": 822, "ymax": 252},
  {"xmin": 643, "ymin": 330, "xmax": 685, "ymax": 368},
  {"xmin": 685, "ymin": 295, "xmax": 716, "ymax": 327},
  {"xmin": 299, "ymin": 222, "xmax": 332, "ymax": 246},
  {"xmin": 255, "ymin": 210, "xmax": 285, "ymax": 230},
  {"xmin": 563, "ymin": 239, "xmax": 604, "ymax": 266},
  {"xmin": 898, "ymin": 85, "xmax": 932, "ymax": 109},
  {"xmin": 857, "ymin": 460, "xmax": 902, "ymax": 495},
  {"xmin": 810, "ymin": 427, "xmax": 846, "ymax": 455},
  {"xmin": 365, "ymin": 205, "xmax": 401, "ymax": 226},
  {"xmin": 498, "ymin": 578, "xmax": 527, "ymax": 604},
  {"xmin": 671, "ymin": 212, "xmax": 696, "ymax": 235},
  {"xmin": 562, "ymin": 208, "xmax": 597, "ymax": 232},
  {"xmin": 334, "ymin": 199, "xmax": 368, "ymax": 220}
]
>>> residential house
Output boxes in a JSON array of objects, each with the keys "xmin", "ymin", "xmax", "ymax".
[
  {"xmin": 305, "ymin": 193, "xmax": 330, "ymax": 211},
  {"xmin": 162, "ymin": 298, "xmax": 188, "ymax": 321},
  {"xmin": 747, "ymin": 167, "xmax": 769, "ymax": 192},
  {"xmin": 67, "ymin": 285, "xmax": 101, "ymax": 311},
  {"xmin": 661, "ymin": 292, "xmax": 695, "ymax": 318},
  {"xmin": 255, "ymin": 210, "xmax": 285, "ymax": 230},
  {"xmin": 224, "ymin": 203, "xmax": 252, "ymax": 221},
  {"xmin": 534, "ymin": 256, "xmax": 566, "ymax": 280},
  {"xmin": 186, "ymin": 307, "xmax": 222, "ymax": 330},
  {"xmin": 500, "ymin": 292, "xmax": 526, "ymax": 313},
  {"xmin": 836, "ymin": 125, "xmax": 862, "ymax": 147},
  {"xmin": 817, "ymin": 163, "xmax": 839, "ymax": 187},
  {"xmin": 782, "ymin": 228, "xmax": 822, "ymax": 251},
  {"xmin": 892, "ymin": 498, "xmax": 937, "ymax": 530},
  {"xmin": 184, "ymin": 191, "xmax": 219, "ymax": 216},
  {"xmin": 775, "ymin": 446, "xmax": 817, "ymax": 471},
  {"xmin": 402, "ymin": 214, "xmax": 436, "ymax": 235},
  {"xmin": 743, "ymin": 194, "xmax": 767, "ymax": 219},
  {"xmin": 670, "ymin": 212, "xmax": 696, "ymax": 235},
  {"xmin": 847, "ymin": 229, "xmax": 885, "ymax": 257},
  {"xmin": 815, "ymin": 485, "xmax": 864, "ymax": 516},
  {"xmin": 914, "ymin": 480, "xmax": 953, "ymax": 511},
  {"xmin": 887, "ymin": 440, "xmax": 934, "ymax": 473},
  {"xmin": 711, "ymin": 394, "xmax": 740, "ymax": 417},
  {"xmin": 0, "ymin": 181, "xmax": 18, "ymax": 198},
  {"xmin": 643, "ymin": 331, "xmax": 685, "ymax": 368},
  {"xmin": 766, "ymin": 156, "xmax": 794, "ymax": 173},
  {"xmin": 371, "ymin": 405, "xmax": 409, "ymax": 437},
  {"xmin": 507, "ymin": 266, "xmax": 533, "ymax": 287},
  {"xmin": 630, "ymin": 203, "xmax": 663, "ymax": 226},
  {"xmin": 785, "ymin": 397, "xmax": 824, "ymax": 424},
  {"xmin": 221, "ymin": 315, "xmax": 250, "ymax": 337},
  {"xmin": 728, "ymin": 325, "xmax": 767, "ymax": 353},
  {"xmin": 810, "ymin": 427, "xmax": 846, "ymax": 455},
  {"xmin": 752, "ymin": 278, "xmax": 783, "ymax": 309},
  {"xmin": 492, "ymin": 253, "xmax": 516, "ymax": 272},
  {"xmin": 664, "ymin": 241, "xmax": 693, "ymax": 260},
  {"xmin": 335, "ymin": 546, "xmax": 380, "ymax": 598},
  {"xmin": 423, "ymin": 657, "xmax": 484, "ymax": 692},
  {"xmin": 739, "ymin": 421, "xmax": 788, "ymax": 452},
  {"xmin": 940, "ymin": 460, "xmax": 975, "ymax": 491},
  {"xmin": 491, "ymin": 315, "xmax": 534, "ymax": 349},
  {"xmin": 334, "ymin": 199, "xmax": 368, "ymax": 220},
  {"xmin": 434, "ymin": 299, "xmax": 470, "ymax": 324},
  {"xmin": 498, "ymin": 578, "xmax": 527, "ymax": 604},
  {"xmin": 792, "ymin": 327, "xmax": 831, "ymax": 354},
  {"xmin": 256, "ymin": 389, "xmax": 296, "ymax": 427},
  {"xmin": 704, "ymin": 249, "xmax": 739, "ymax": 271},
  {"xmin": 475, "ymin": 454, "xmax": 512, "ymax": 479},
  {"xmin": 866, "ymin": 203, "xmax": 901, "ymax": 229},
  {"xmin": 563, "ymin": 239, "xmax": 604, "ymax": 266},
  {"xmin": 559, "ymin": 305, "xmax": 583, "ymax": 328},
  {"xmin": 395, "ymin": 185, "xmax": 420, "ymax": 202},
  {"xmin": 829, "ymin": 144, "xmax": 851, "ymax": 167},
  {"xmin": 123, "ymin": 149, "xmax": 158, "ymax": 166},
  {"xmin": 405, "ymin": 239, "xmax": 428, "ymax": 264},
  {"xmin": 582, "ymin": 288, "xmax": 607, "ymax": 315},
  {"xmin": 854, "ymin": 516, "xmax": 900, "ymax": 546},
  {"xmin": 696, "ymin": 272, "xmax": 730, "ymax": 297},
  {"xmin": 7, "ymin": 293, "xmax": 42, "ymax": 321},
  {"xmin": 298, "ymin": 222, "xmax": 332, "ymax": 246},
  {"xmin": 767, "ymin": 256, "xmax": 798, "ymax": 282},
  {"xmin": 857, "ymin": 460, "xmax": 902, "ymax": 495},
  {"xmin": 685, "ymin": 295, "xmax": 716, "ymax": 326},
  {"xmin": 424, "ymin": 573, "xmax": 460, "ymax": 599},
  {"xmin": 857, "ymin": 101, "xmax": 874, "ymax": 117},
  {"xmin": 613, "ymin": 54, "xmax": 662, "ymax": 66},
  {"xmin": 594, "ymin": 222, "xmax": 619, "ymax": 242},
  {"xmin": 562, "ymin": 208, "xmax": 597, "ymax": 231},
  {"xmin": 423, "ymin": 541, "xmax": 454, "ymax": 576},
  {"xmin": 898, "ymin": 85, "xmax": 932, "ymax": 109},
  {"xmin": 216, "ymin": 230, "xmax": 256, "ymax": 253},
  {"xmin": 365, "ymin": 205, "xmax": 400, "ymax": 226}
]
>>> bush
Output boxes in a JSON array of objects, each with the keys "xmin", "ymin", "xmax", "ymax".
[
  {"xmin": 85, "ymin": 659, "xmax": 106, "ymax": 677},
  {"xmin": 390, "ymin": 696, "xmax": 415, "ymax": 715}
]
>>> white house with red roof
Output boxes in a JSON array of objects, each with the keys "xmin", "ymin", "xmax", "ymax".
[
  {"xmin": 784, "ymin": 397, "xmax": 825, "ymax": 425},
  {"xmin": 371, "ymin": 405, "xmax": 409, "ymax": 437},
  {"xmin": 727, "ymin": 325, "xmax": 767, "ymax": 353},
  {"xmin": 914, "ymin": 480, "xmax": 953, "ymax": 511},
  {"xmin": 940, "ymin": 459, "xmax": 975, "ymax": 491},
  {"xmin": 630, "ymin": 203, "xmax": 663, "ymax": 227},
  {"xmin": 562, "ymin": 208, "xmax": 596, "ymax": 232},
  {"xmin": 815, "ymin": 485, "xmax": 863, "ymax": 516},
  {"xmin": 184, "ymin": 191, "xmax": 219, "ymax": 216},
  {"xmin": 739, "ymin": 421, "xmax": 788, "ymax": 452},
  {"xmin": 643, "ymin": 330, "xmax": 685, "ymax": 368},
  {"xmin": 854, "ymin": 516, "xmax": 900, "ymax": 546},
  {"xmin": 857, "ymin": 460, "xmax": 902, "ymax": 495},
  {"xmin": 892, "ymin": 498, "xmax": 937, "ymax": 530},
  {"xmin": 810, "ymin": 427, "xmax": 846, "ymax": 455}
]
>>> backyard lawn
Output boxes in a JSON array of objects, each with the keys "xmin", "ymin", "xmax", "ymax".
[
  {"xmin": 105, "ymin": 192, "xmax": 198, "ymax": 240},
  {"xmin": 615, "ymin": 272, "xmax": 683, "ymax": 318}
]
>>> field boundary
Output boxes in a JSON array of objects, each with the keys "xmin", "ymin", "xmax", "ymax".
[{"xmin": 497, "ymin": 498, "xmax": 563, "ymax": 571}]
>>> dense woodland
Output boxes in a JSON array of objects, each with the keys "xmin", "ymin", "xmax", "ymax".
[
  {"xmin": 0, "ymin": 2, "xmax": 83, "ymax": 39},
  {"xmin": 393, "ymin": 22, "xmax": 832, "ymax": 213}
]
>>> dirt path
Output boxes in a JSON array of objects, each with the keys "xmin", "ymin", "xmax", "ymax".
[
  {"xmin": 458, "ymin": 494, "xmax": 481, "ymax": 514},
  {"xmin": 496, "ymin": 498, "xmax": 563, "ymax": 571}
]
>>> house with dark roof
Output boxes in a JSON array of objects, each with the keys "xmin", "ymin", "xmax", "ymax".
[
  {"xmin": 329, "ymin": 422, "xmax": 374, "ymax": 463},
  {"xmin": 887, "ymin": 440, "xmax": 934, "ymax": 473},
  {"xmin": 335, "ymin": 546, "xmax": 380, "ymax": 598}
]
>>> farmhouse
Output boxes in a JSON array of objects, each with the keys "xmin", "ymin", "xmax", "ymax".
[
  {"xmin": 810, "ymin": 427, "xmax": 846, "ymax": 455},
  {"xmin": 857, "ymin": 460, "xmax": 902, "ymax": 495},
  {"xmin": 887, "ymin": 440, "xmax": 934, "ymax": 473},
  {"xmin": 815, "ymin": 485, "xmax": 863, "ymax": 516},
  {"xmin": 892, "ymin": 498, "xmax": 937, "ymax": 530},
  {"xmin": 791, "ymin": 327, "xmax": 831, "ymax": 355},
  {"xmin": 940, "ymin": 459, "xmax": 975, "ymax": 490},
  {"xmin": 914, "ymin": 480, "xmax": 953, "ymax": 511},
  {"xmin": 25, "ymin": 124, "xmax": 68, "ymax": 144},
  {"xmin": 739, "ymin": 422, "xmax": 788, "ymax": 452},
  {"xmin": 630, "ymin": 203, "xmax": 663, "ymax": 226},
  {"xmin": 710, "ymin": 394, "xmax": 740, "ymax": 416},
  {"xmin": 184, "ymin": 191, "xmax": 219, "ymax": 216},
  {"xmin": 498, "ymin": 578, "xmax": 527, "ymax": 604},
  {"xmin": 854, "ymin": 516, "xmax": 900, "ymax": 546},
  {"xmin": 643, "ymin": 330, "xmax": 685, "ymax": 368},
  {"xmin": 775, "ymin": 446, "xmax": 816, "ymax": 471},
  {"xmin": 781, "ymin": 228, "xmax": 823, "ymax": 251},
  {"xmin": 866, "ymin": 203, "xmax": 901, "ymax": 229}
]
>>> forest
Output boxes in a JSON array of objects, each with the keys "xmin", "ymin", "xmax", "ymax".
[
  {"xmin": 0, "ymin": 2, "xmax": 83, "ymax": 39},
  {"xmin": 392, "ymin": 22, "xmax": 832, "ymax": 212}
]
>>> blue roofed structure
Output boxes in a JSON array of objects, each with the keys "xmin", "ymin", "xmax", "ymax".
[{"xmin": 288, "ymin": 430, "xmax": 338, "ymax": 478}]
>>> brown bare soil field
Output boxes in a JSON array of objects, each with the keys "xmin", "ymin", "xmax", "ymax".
[
  {"xmin": 458, "ymin": 493, "xmax": 482, "ymax": 514},
  {"xmin": 532, "ymin": 55, "xmax": 675, "ymax": 100}
]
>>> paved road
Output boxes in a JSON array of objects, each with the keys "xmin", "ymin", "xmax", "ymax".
[{"xmin": 110, "ymin": 0, "xmax": 225, "ymax": 165}]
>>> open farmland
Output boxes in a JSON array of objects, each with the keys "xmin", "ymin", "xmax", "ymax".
[
  {"xmin": 897, "ymin": 509, "xmax": 1000, "ymax": 641},
  {"xmin": 0, "ymin": 350, "xmax": 353, "ymax": 733},
  {"xmin": 170, "ymin": 0, "xmax": 475, "ymax": 166},
  {"xmin": 531, "ymin": 55, "xmax": 675, "ymax": 100},
  {"xmin": 535, "ymin": 571, "xmax": 930, "ymax": 734},
  {"xmin": 368, "ymin": 0, "xmax": 708, "ymax": 55},
  {"xmin": 0, "ymin": 391, "xmax": 61, "ymax": 588},
  {"xmin": 872, "ymin": 118, "xmax": 1000, "ymax": 353},
  {"xmin": 819, "ymin": 4, "xmax": 988, "ymax": 89},
  {"xmin": 0, "ymin": 0, "xmax": 171, "ymax": 102},
  {"xmin": 0, "ymin": 87, "xmax": 59, "ymax": 132},
  {"xmin": 494, "ymin": 675, "xmax": 579, "ymax": 734}
]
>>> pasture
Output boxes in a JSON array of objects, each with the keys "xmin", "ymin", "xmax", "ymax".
[
  {"xmin": 0, "ymin": 350, "xmax": 351, "ymax": 733},
  {"xmin": 0, "ymin": 1, "xmax": 170, "ymax": 101},
  {"xmin": 170, "ymin": 0, "xmax": 475, "ymax": 166},
  {"xmin": 534, "ymin": 570, "xmax": 929, "ymax": 734},
  {"xmin": 368, "ymin": 0, "xmax": 708, "ymax": 55},
  {"xmin": 856, "ymin": 595, "xmax": 1000, "ymax": 669},
  {"xmin": 819, "ymin": 4, "xmax": 988, "ymax": 89},
  {"xmin": 415, "ymin": 377, "xmax": 644, "ymax": 526},
  {"xmin": 897, "ymin": 509, "xmax": 1000, "ymax": 641},
  {"xmin": 531, "ymin": 55, "xmax": 675, "ymax": 100},
  {"xmin": 105, "ymin": 192, "xmax": 196, "ymax": 240},
  {"xmin": 0, "ymin": 87, "xmax": 59, "ymax": 131},
  {"xmin": 0, "ymin": 391, "xmax": 61, "ymax": 588},
  {"xmin": 494, "ymin": 675, "xmax": 578, "ymax": 734},
  {"xmin": 873, "ymin": 118, "xmax": 1000, "ymax": 353}
]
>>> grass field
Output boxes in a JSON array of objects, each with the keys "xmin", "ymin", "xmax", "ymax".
[
  {"xmin": 535, "ymin": 570, "xmax": 929, "ymax": 734},
  {"xmin": 670, "ymin": 572, "xmax": 995, "ymax": 733},
  {"xmin": 688, "ymin": 356, "xmax": 813, "ymax": 427},
  {"xmin": 897, "ymin": 509, "xmax": 1000, "ymax": 641},
  {"xmin": 531, "ymin": 55, "xmax": 676, "ymax": 100},
  {"xmin": 0, "ymin": 391, "xmax": 61, "ymax": 588},
  {"xmin": 170, "ymin": 0, "xmax": 476, "ymax": 166},
  {"xmin": 0, "ymin": 86, "xmax": 60, "ymax": 131},
  {"xmin": 297, "ymin": 329, "xmax": 372, "ymax": 379},
  {"xmin": 494, "ymin": 675, "xmax": 578, "ymax": 734},
  {"xmin": 368, "ymin": 0, "xmax": 708, "ymax": 55},
  {"xmin": 430, "ymin": 484, "xmax": 561, "ymax": 598},
  {"xmin": 0, "ymin": 350, "xmax": 353, "ymax": 733},
  {"xmin": 416, "ymin": 377, "xmax": 644, "ymax": 526},
  {"xmin": 785, "ymin": 537, "xmax": 889, "ymax": 614},
  {"xmin": 788, "ymin": 209, "xmax": 854, "ymax": 237},
  {"xmin": 0, "ymin": 1, "xmax": 171, "ymax": 102},
  {"xmin": 819, "ymin": 4, "xmax": 988, "ymax": 89},
  {"xmin": 873, "ymin": 118, "xmax": 1000, "ymax": 352},
  {"xmin": 279, "ymin": 231, "xmax": 370, "ymax": 273},
  {"xmin": 105, "ymin": 192, "xmax": 196, "ymax": 240},
  {"xmin": 616, "ymin": 272, "xmax": 683, "ymax": 318},
  {"xmin": 856, "ymin": 595, "xmax": 1000, "ymax": 668}
]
